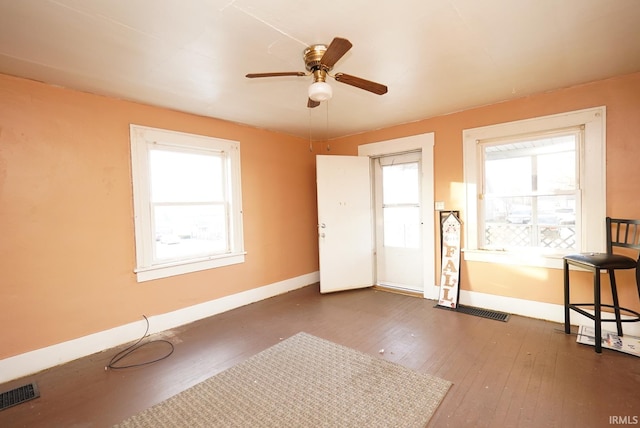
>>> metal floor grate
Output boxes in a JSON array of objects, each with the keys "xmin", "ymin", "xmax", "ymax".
[
  {"xmin": 436, "ymin": 304, "xmax": 510, "ymax": 322},
  {"xmin": 0, "ymin": 383, "xmax": 40, "ymax": 411}
]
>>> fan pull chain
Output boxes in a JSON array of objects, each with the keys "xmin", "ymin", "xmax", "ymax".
[
  {"xmin": 309, "ymin": 107, "xmax": 313, "ymax": 152},
  {"xmin": 325, "ymin": 101, "xmax": 330, "ymax": 151}
]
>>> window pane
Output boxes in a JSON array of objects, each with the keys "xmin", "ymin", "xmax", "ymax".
[
  {"xmin": 537, "ymin": 150, "xmax": 575, "ymax": 192},
  {"xmin": 484, "ymin": 134, "xmax": 576, "ymax": 195},
  {"xmin": 150, "ymin": 149, "xmax": 223, "ymax": 203},
  {"xmin": 383, "ymin": 206, "xmax": 420, "ymax": 248},
  {"xmin": 481, "ymin": 132, "xmax": 578, "ymax": 252},
  {"xmin": 153, "ymin": 204, "xmax": 227, "ymax": 261},
  {"xmin": 383, "ymin": 163, "xmax": 419, "ymax": 204},
  {"xmin": 483, "ymin": 196, "xmax": 576, "ymax": 250},
  {"xmin": 485, "ymin": 157, "xmax": 532, "ymax": 194}
]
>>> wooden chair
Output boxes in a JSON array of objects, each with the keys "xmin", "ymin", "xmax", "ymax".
[{"xmin": 563, "ymin": 217, "xmax": 640, "ymax": 353}]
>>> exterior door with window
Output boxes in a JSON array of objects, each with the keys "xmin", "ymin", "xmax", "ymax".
[
  {"xmin": 315, "ymin": 133, "xmax": 435, "ymax": 297},
  {"xmin": 374, "ymin": 152, "xmax": 423, "ymax": 292},
  {"xmin": 359, "ymin": 133, "xmax": 436, "ymax": 299}
]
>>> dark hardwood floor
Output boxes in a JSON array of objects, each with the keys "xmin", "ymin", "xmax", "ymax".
[{"xmin": 1, "ymin": 284, "xmax": 639, "ymax": 427}]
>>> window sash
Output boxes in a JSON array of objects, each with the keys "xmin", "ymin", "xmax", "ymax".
[
  {"xmin": 149, "ymin": 146, "xmax": 226, "ymax": 203},
  {"xmin": 477, "ymin": 129, "xmax": 581, "ymax": 252}
]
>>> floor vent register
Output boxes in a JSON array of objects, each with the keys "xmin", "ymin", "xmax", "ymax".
[
  {"xmin": 436, "ymin": 304, "xmax": 510, "ymax": 322},
  {"xmin": 0, "ymin": 383, "xmax": 40, "ymax": 411}
]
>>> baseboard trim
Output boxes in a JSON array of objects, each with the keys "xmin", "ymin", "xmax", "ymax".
[
  {"xmin": 459, "ymin": 289, "xmax": 640, "ymax": 337},
  {"xmin": 0, "ymin": 271, "xmax": 319, "ymax": 384}
]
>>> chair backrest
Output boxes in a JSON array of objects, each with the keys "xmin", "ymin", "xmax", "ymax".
[
  {"xmin": 607, "ymin": 218, "xmax": 640, "ymax": 293},
  {"xmin": 607, "ymin": 217, "xmax": 640, "ymax": 252}
]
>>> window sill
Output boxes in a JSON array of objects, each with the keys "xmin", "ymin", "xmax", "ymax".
[
  {"xmin": 135, "ymin": 252, "xmax": 246, "ymax": 282},
  {"xmin": 462, "ymin": 248, "xmax": 565, "ymax": 269}
]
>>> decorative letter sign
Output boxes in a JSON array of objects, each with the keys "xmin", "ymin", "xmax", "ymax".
[{"xmin": 438, "ymin": 212, "xmax": 461, "ymax": 308}]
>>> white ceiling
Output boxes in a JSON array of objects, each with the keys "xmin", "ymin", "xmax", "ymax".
[{"xmin": 1, "ymin": 0, "xmax": 639, "ymax": 140}]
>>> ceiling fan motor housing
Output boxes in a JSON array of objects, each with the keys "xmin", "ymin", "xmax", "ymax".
[{"xmin": 304, "ymin": 44, "xmax": 330, "ymax": 72}]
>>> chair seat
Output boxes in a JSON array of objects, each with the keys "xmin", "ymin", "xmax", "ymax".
[
  {"xmin": 564, "ymin": 252, "xmax": 637, "ymax": 270},
  {"xmin": 564, "ymin": 218, "xmax": 640, "ymax": 353}
]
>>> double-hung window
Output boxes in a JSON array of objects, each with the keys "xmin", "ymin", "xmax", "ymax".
[
  {"xmin": 481, "ymin": 130, "xmax": 579, "ymax": 252},
  {"xmin": 463, "ymin": 107, "xmax": 606, "ymax": 268},
  {"xmin": 130, "ymin": 125, "xmax": 245, "ymax": 282}
]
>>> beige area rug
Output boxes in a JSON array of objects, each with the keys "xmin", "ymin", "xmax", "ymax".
[{"xmin": 114, "ymin": 332, "xmax": 452, "ymax": 428}]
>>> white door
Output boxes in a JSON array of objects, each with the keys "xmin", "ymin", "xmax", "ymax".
[
  {"xmin": 316, "ymin": 155, "xmax": 373, "ymax": 293},
  {"xmin": 373, "ymin": 152, "xmax": 423, "ymax": 292}
]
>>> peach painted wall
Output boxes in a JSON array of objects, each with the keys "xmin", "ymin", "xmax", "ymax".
[
  {"xmin": 329, "ymin": 72, "xmax": 640, "ymax": 312},
  {"xmin": 0, "ymin": 73, "xmax": 319, "ymax": 360}
]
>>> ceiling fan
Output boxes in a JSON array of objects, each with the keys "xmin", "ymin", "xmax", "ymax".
[{"xmin": 246, "ymin": 37, "xmax": 388, "ymax": 108}]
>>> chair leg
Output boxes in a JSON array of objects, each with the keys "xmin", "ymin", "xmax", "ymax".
[
  {"xmin": 564, "ymin": 259, "xmax": 571, "ymax": 334},
  {"xmin": 636, "ymin": 267, "xmax": 640, "ymax": 301},
  {"xmin": 609, "ymin": 270, "xmax": 624, "ymax": 336},
  {"xmin": 594, "ymin": 268, "xmax": 602, "ymax": 353}
]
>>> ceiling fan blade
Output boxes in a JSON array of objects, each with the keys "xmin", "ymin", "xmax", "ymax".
[
  {"xmin": 320, "ymin": 37, "xmax": 353, "ymax": 69},
  {"xmin": 307, "ymin": 98, "xmax": 320, "ymax": 108},
  {"xmin": 246, "ymin": 72, "xmax": 306, "ymax": 78},
  {"xmin": 334, "ymin": 72, "xmax": 388, "ymax": 95}
]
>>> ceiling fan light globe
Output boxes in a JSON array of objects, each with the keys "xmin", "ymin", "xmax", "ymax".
[{"xmin": 308, "ymin": 81, "xmax": 333, "ymax": 102}]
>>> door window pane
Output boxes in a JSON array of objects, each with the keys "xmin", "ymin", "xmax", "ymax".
[
  {"xmin": 383, "ymin": 206, "xmax": 420, "ymax": 248},
  {"xmin": 383, "ymin": 163, "xmax": 419, "ymax": 204},
  {"xmin": 382, "ymin": 161, "xmax": 420, "ymax": 248}
]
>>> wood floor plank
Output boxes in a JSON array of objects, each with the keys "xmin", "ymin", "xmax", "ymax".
[{"xmin": 1, "ymin": 284, "xmax": 639, "ymax": 428}]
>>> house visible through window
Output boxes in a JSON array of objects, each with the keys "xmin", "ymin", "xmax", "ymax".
[
  {"xmin": 130, "ymin": 125, "xmax": 245, "ymax": 282},
  {"xmin": 463, "ymin": 107, "xmax": 606, "ymax": 268}
]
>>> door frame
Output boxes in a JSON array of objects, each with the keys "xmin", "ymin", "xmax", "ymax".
[
  {"xmin": 358, "ymin": 133, "xmax": 436, "ymax": 300},
  {"xmin": 373, "ymin": 151, "xmax": 423, "ymax": 292}
]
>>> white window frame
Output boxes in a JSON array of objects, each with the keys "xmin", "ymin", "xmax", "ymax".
[
  {"xmin": 462, "ymin": 106, "xmax": 606, "ymax": 269},
  {"xmin": 130, "ymin": 125, "xmax": 245, "ymax": 282}
]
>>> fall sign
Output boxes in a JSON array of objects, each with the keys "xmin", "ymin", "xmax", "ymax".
[{"xmin": 438, "ymin": 212, "xmax": 461, "ymax": 308}]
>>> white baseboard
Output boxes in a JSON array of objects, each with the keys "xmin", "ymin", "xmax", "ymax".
[
  {"xmin": 0, "ymin": 272, "xmax": 319, "ymax": 384},
  {"xmin": 458, "ymin": 289, "xmax": 640, "ymax": 337}
]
